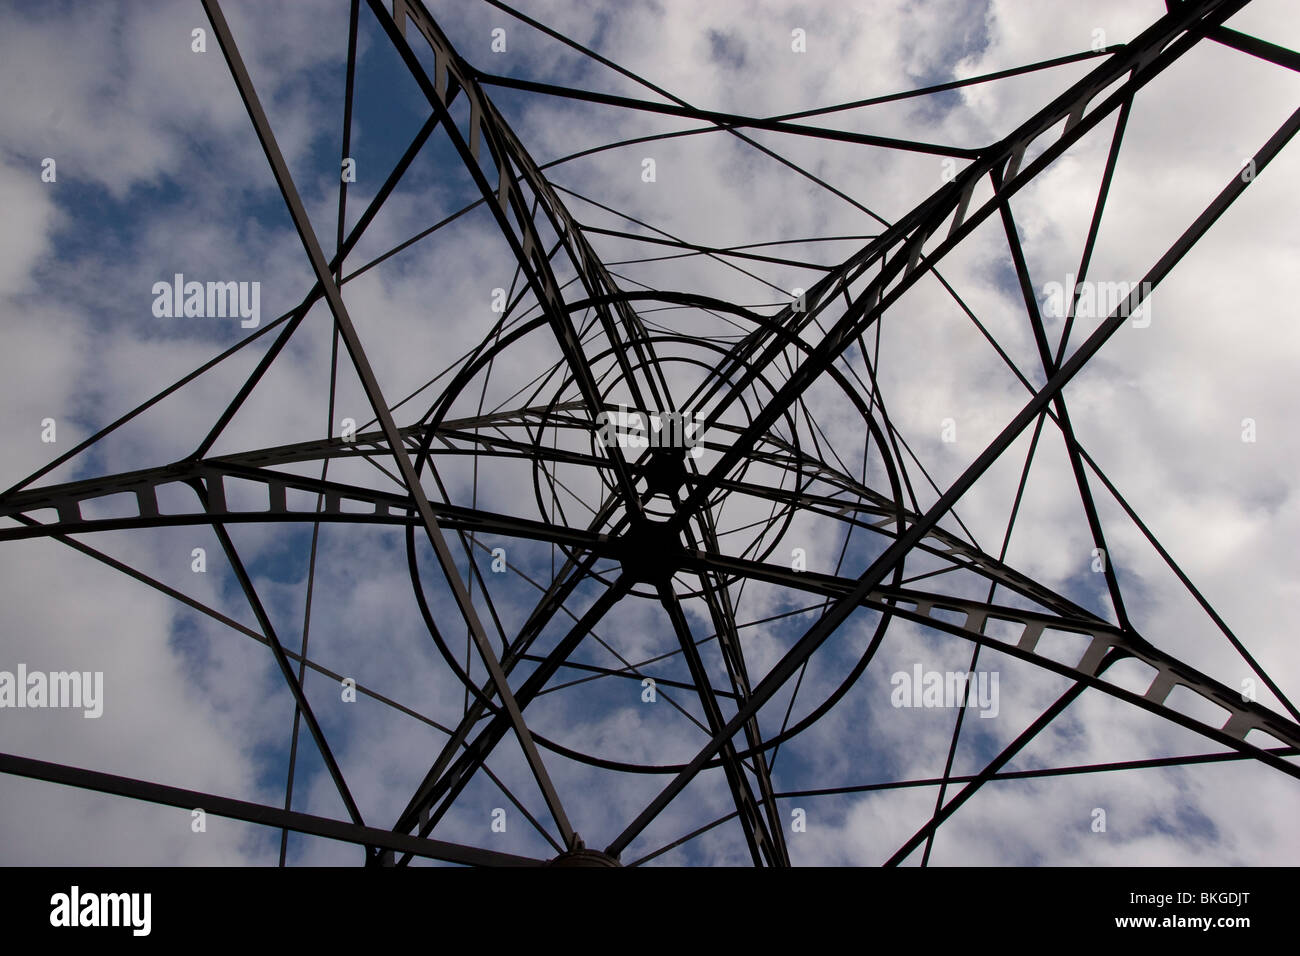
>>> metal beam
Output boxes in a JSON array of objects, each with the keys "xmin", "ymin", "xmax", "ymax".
[
  {"xmin": 0, "ymin": 751, "xmax": 541, "ymax": 867},
  {"xmin": 202, "ymin": 0, "xmax": 577, "ymax": 849}
]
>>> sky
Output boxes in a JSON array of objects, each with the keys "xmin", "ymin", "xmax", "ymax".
[{"xmin": 0, "ymin": 0, "xmax": 1297, "ymax": 866}]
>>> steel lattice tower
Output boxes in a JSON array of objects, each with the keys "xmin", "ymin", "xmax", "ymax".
[{"xmin": 2, "ymin": 0, "xmax": 1298, "ymax": 866}]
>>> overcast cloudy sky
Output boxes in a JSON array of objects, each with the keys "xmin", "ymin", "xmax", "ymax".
[{"xmin": 0, "ymin": 0, "xmax": 1297, "ymax": 866}]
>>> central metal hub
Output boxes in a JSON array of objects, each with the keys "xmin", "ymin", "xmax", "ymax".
[
  {"xmin": 614, "ymin": 516, "xmax": 686, "ymax": 585},
  {"xmin": 640, "ymin": 446, "xmax": 690, "ymax": 497},
  {"xmin": 545, "ymin": 847, "xmax": 622, "ymax": 867}
]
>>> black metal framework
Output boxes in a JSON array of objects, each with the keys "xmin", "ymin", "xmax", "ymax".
[{"xmin": 3, "ymin": 0, "xmax": 1298, "ymax": 865}]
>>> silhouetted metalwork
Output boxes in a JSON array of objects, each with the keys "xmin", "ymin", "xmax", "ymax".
[{"xmin": 2, "ymin": 0, "xmax": 1297, "ymax": 866}]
